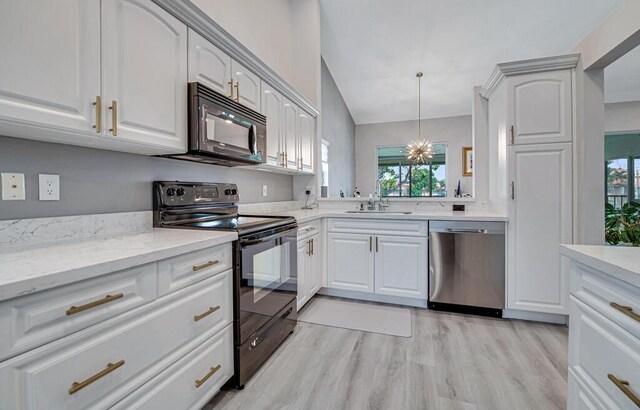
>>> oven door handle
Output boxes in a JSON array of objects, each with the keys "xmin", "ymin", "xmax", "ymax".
[{"xmin": 240, "ymin": 228, "xmax": 295, "ymax": 247}]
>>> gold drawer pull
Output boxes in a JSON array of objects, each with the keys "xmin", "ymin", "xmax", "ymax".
[
  {"xmin": 195, "ymin": 364, "xmax": 221, "ymax": 388},
  {"xmin": 66, "ymin": 293, "xmax": 124, "ymax": 316},
  {"xmin": 92, "ymin": 96, "xmax": 102, "ymax": 133},
  {"xmin": 608, "ymin": 374, "xmax": 640, "ymax": 407},
  {"xmin": 109, "ymin": 100, "xmax": 117, "ymax": 136},
  {"xmin": 610, "ymin": 302, "xmax": 640, "ymax": 322},
  {"xmin": 194, "ymin": 305, "xmax": 220, "ymax": 322},
  {"xmin": 192, "ymin": 260, "xmax": 220, "ymax": 271},
  {"xmin": 68, "ymin": 360, "xmax": 125, "ymax": 395}
]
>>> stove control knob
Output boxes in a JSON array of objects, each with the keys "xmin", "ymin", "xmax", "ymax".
[
  {"xmin": 166, "ymin": 187, "xmax": 176, "ymax": 197},
  {"xmin": 231, "ymin": 189, "xmax": 238, "ymax": 195},
  {"xmin": 176, "ymin": 187, "xmax": 185, "ymax": 196},
  {"xmin": 224, "ymin": 188, "xmax": 233, "ymax": 196}
]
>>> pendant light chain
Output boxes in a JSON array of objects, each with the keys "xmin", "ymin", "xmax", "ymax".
[
  {"xmin": 418, "ymin": 73, "xmax": 421, "ymax": 138},
  {"xmin": 406, "ymin": 71, "xmax": 434, "ymax": 164}
]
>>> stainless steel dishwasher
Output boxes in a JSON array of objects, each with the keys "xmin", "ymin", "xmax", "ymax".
[{"xmin": 428, "ymin": 221, "xmax": 505, "ymax": 317}]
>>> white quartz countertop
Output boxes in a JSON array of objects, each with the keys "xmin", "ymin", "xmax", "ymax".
[
  {"xmin": 252, "ymin": 209, "xmax": 509, "ymax": 224},
  {"xmin": 0, "ymin": 229, "xmax": 237, "ymax": 302},
  {"xmin": 560, "ymin": 244, "xmax": 640, "ymax": 288}
]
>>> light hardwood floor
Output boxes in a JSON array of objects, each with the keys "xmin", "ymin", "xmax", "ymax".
[{"xmin": 205, "ymin": 297, "xmax": 568, "ymax": 410}]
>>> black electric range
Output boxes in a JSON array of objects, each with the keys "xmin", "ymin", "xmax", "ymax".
[{"xmin": 153, "ymin": 181, "xmax": 298, "ymax": 389}]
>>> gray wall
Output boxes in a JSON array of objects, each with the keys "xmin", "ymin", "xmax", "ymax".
[
  {"xmin": 0, "ymin": 136, "xmax": 293, "ymax": 220},
  {"xmin": 320, "ymin": 58, "xmax": 356, "ymax": 197},
  {"xmin": 605, "ymin": 101, "xmax": 640, "ymax": 133},
  {"xmin": 355, "ymin": 115, "xmax": 473, "ymax": 197}
]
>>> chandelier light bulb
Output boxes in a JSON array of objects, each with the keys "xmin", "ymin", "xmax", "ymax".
[{"xmin": 407, "ymin": 139, "xmax": 434, "ymax": 164}]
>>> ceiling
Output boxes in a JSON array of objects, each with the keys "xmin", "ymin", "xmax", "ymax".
[
  {"xmin": 320, "ymin": 0, "xmax": 623, "ymax": 124},
  {"xmin": 605, "ymin": 45, "xmax": 640, "ymax": 104}
]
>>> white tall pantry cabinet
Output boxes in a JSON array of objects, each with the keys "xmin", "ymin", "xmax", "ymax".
[{"xmin": 482, "ymin": 54, "xmax": 579, "ymax": 317}]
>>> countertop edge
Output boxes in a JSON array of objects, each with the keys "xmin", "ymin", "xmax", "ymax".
[
  {"xmin": 0, "ymin": 231, "xmax": 237, "ymax": 302},
  {"xmin": 560, "ymin": 245, "xmax": 640, "ymax": 288}
]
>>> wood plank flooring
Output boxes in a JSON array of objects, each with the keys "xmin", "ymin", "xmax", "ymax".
[{"xmin": 205, "ymin": 297, "xmax": 568, "ymax": 410}]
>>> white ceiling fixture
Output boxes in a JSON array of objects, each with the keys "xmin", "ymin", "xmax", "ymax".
[{"xmin": 321, "ymin": 0, "xmax": 623, "ymax": 124}]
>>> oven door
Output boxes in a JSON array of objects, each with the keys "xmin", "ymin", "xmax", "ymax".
[
  {"xmin": 199, "ymin": 101, "xmax": 259, "ymax": 159},
  {"xmin": 237, "ymin": 226, "xmax": 297, "ymax": 345}
]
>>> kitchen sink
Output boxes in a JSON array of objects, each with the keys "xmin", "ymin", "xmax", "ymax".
[{"xmin": 345, "ymin": 210, "xmax": 413, "ymax": 214}]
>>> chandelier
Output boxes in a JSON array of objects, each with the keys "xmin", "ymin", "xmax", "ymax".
[{"xmin": 407, "ymin": 72, "xmax": 434, "ymax": 164}]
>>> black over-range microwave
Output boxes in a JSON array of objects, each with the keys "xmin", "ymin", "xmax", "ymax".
[{"xmin": 164, "ymin": 82, "xmax": 267, "ymax": 166}]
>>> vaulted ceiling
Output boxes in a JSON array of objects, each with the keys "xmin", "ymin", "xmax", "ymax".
[{"xmin": 320, "ymin": 0, "xmax": 624, "ymax": 124}]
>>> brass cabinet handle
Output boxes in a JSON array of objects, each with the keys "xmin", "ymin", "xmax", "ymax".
[
  {"xmin": 195, "ymin": 364, "xmax": 221, "ymax": 388},
  {"xmin": 511, "ymin": 181, "xmax": 515, "ymax": 200},
  {"xmin": 109, "ymin": 100, "xmax": 117, "ymax": 136},
  {"xmin": 234, "ymin": 81, "xmax": 240, "ymax": 102},
  {"xmin": 307, "ymin": 239, "xmax": 311, "ymax": 256},
  {"xmin": 608, "ymin": 374, "xmax": 640, "ymax": 407},
  {"xmin": 610, "ymin": 302, "xmax": 640, "ymax": 322},
  {"xmin": 375, "ymin": 236, "xmax": 379, "ymax": 252},
  {"xmin": 228, "ymin": 78, "xmax": 234, "ymax": 99},
  {"xmin": 369, "ymin": 236, "xmax": 372, "ymax": 252},
  {"xmin": 510, "ymin": 125, "xmax": 514, "ymax": 144},
  {"xmin": 311, "ymin": 238, "xmax": 314, "ymax": 255},
  {"xmin": 284, "ymin": 151, "xmax": 288, "ymax": 166},
  {"xmin": 68, "ymin": 360, "xmax": 125, "ymax": 395},
  {"xmin": 193, "ymin": 305, "xmax": 220, "ymax": 322},
  {"xmin": 92, "ymin": 96, "xmax": 102, "ymax": 133},
  {"xmin": 66, "ymin": 293, "xmax": 124, "ymax": 316},
  {"xmin": 192, "ymin": 260, "xmax": 220, "ymax": 272}
]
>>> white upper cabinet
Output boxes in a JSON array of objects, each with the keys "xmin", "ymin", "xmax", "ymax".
[
  {"xmin": 231, "ymin": 60, "xmax": 261, "ymax": 112},
  {"xmin": 283, "ymin": 98, "xmax": 298, "ymax": 170},
  {"xmin": 507, "ymin": 142, "xmax": 572, "ymax": 314},
  {"xmin": 507, "ymin": 70, "xmax": 572, "ymax": 145},
  {"xmin": 0, "ymin": 0, "xmax": 101, "ymax": 136},
  {"xmin": 261, "ymin": 82, "xmax": 283, "ymax": 166},
  {"xmin": 374, "ymin": 235, "xmax": 428, "ymax": 299},
  {"xmin": 298, "ymin": 111, "xmax": 314, "ymax": 172},
  {"xmin": 102, "ymin": 0, "xmax": 187, "ymax": 152},
  {"xmin": 187, "ymin": 29, "xmax": 232, "ymax": 97}
]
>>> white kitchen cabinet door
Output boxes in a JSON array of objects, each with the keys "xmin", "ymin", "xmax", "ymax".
[
  {"xmin": 187, "ymin": 29, "xmax": 232, "ymax": 97},
  {"xmin": 102, "ymin": 0, "xmax": 187, "ymax": 152},
  {"xmin": 283, "ymin": 98, "xmax": 298, "ymax": 170},
  {"xmin": 327, "ymin": 233, "xmax": 374, "ymax": 293},
  {"xmin": 231, "ymin": 60, "xmax": 261, "ymax": 112},
  {"xmin": 308, "ymin": 234, "xmax": 322, "ymax": 296},
  {"xmin": 261, "ymin": 82, "xmax": 283, "ymax": 167},
  {"xmin": 508, "ymin": 143, "xmax": 572, "ymax": 314},
  {"xmin": 0, "ymin": 0, "xmax": 101, "ymax": 135},
  {"xmin": 298, "ymin": 111, "xmax": 315, "ymax": 173},
  {"xmin": 374, "ymin": 235, "xmax": 428, "ymax": 299},
  {"xmin": 507, "ymin": 70, "xmax": 573, "ymax": 145},
  {"xmin": 296, "ymin": 238, "xmax": 309, "ymax": 311}
]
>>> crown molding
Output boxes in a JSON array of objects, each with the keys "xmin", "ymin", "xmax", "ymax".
[
  {"xmin": 479, "ymin": 54, "xmax": 580, "ymax": 99},
  {"xmin": 152, "ymin": 0, "xmax": 320, "ymax": 117}
]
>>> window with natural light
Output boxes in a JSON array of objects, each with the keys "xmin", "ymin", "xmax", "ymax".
[{"xmin": 376, "ymin": 144, "xmax": 447, "ymax": 197}]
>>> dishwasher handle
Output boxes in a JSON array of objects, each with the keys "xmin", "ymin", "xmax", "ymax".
[{"xmin": 442, "ymin": 228, "xmax": 488, "ymax": 234}]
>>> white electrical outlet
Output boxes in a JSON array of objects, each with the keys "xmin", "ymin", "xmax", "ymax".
[
  {"xmin": 1, "ymin": 173, "xmax": 26, "ymax": 200},
  {"xmin": 39, "ymin": 174, "xmax": 60, "ymax": 201},
  {"xmin": 262, "ymin": 184, "xmax": 268, "ymax": 197}
]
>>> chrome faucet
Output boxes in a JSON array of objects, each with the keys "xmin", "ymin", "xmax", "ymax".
[{"xmin": 367, "ymin": 195, "xmax": 376, "ymax": 210}]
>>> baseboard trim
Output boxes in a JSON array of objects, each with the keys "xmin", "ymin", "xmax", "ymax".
[
  {"xmin": 317, "ymin": 288, "xmax": 428, "ymax": 308},
  {"xmin": 503, "ymin": 309, "xmax": 568, "ymax": 324}
]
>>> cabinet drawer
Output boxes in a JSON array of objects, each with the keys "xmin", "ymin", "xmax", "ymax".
[
  {"xmin": 0, "ymin": 263, "xmax": 157, "ymax": 361},
  {"xmin": 112, "ymin": 324, "xmax": 233, "ymax": 410},
  {"xmin": 570, "ymin": 261, "xmax": 640, "ymax": 339},
  {"xmin": 158, "ymin": 244, "xmax": 232, "ymax": 296},
  {"xmin": 327, "ymin": 218, "xmax": 428, "ymax": 236},
  {"xmin": 298, "ymin": 220, "xmax": 321, "ymax": 240},
  {"xmin": 0, "ymin": 271, "xmax": 232, "ymax": 410},
  {"xmin": 568, "ymin": 367, "xmax": 616, "ymax": 410},
  {"xmin": 569, "ymin": 296, "xmax": 640, "ymax": 410}
]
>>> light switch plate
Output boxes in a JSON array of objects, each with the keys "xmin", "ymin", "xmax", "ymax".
[
  {"xmin": 39, "ymin": 174, "xmax": 60, "ymax": 201},
  {"xmin": 1, "ymin": 173, "xmax": 26, "ymax": 200},
  {"xmin": 262, "ymin": 184, "xmax": 268, "ymax": 197}
]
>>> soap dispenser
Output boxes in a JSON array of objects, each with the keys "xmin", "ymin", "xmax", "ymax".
[{"xmin": 353, "ymin": 187, "xmax": 361, "ymax": 197}]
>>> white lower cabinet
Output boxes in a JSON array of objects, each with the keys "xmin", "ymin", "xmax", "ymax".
[
  {"xmin": 567, "ymin": 258, "xmax": 640, "ymax": 409},
  {"xmin": 0, "ymin": 243, "xmax": 235, "ymax": 410},
  {"xmin": 374, "ymin": 235, "xmax": 428, "ymax": 299},
  {"xmin": 112, "ymin": 324, "xmax": 233, "ymax": 410},
  {"xmin": 327, "ymin": 232, "xmax": 375, "ymax": 293},
  {"xmin": 297, "ymin": 222, "xmax": 322, "ymax": 311},
  {"xmin": 327, "ymin": 220, "xmax": 429, "ymax": 304}
]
